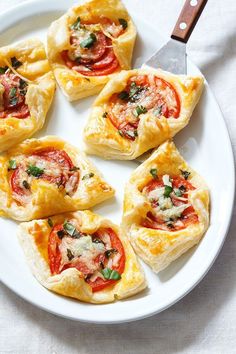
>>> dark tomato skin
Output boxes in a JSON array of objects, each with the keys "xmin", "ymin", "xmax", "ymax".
[{"xmin": 48, "ymin": 226, "xmax": 125, "ymax": 292}]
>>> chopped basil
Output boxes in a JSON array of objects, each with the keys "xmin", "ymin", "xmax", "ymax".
[
  {"xmin": 101, "ymin": 267, "xmax": 121, "ymax": 280},
  {"xmin": 153, "ymin": 105, "xmax": 163, "ymax": 116},
  {"xmin": 82, "ymin": 172, "xmax": 94, "ymax": 180},
  {"xmin": 22, "ymin": 180, "xmax": 30, "ymax": 189},
  {"xmin": 26, "ymin": 165, "xmax": 44, "ymax": 177},
  {"xmin": 8, "ymin": 159, "xmax": 17, "ymax": 170},
  {"xmin": 118, "ymin": 130, "xmax": 124, "ymax": 137},
  {"xmin": 118, "ymin": 18, "xmax": 128, "ymax": 30},
  {"xmin": 105, "ymin": 248, "xmax": 117, "ymax": 259},
  {"xmin": 0, "ymin": 66, "xmax": 8, "ymax": 74},
  {"xmin": 11, "ymin": 56, "xmax": 22, "ymax": 69},
  {"xmin": 180, "ymin": 169, "xmax": 191, "ymax": 180},
  {"xmin": 174, "ymin": 188, "xmax": 182, "ymax": 197},
  {"xmin": 70, "ymin": 166, "xmax": 80, "ymax": 172},
  {"xmin": 80, "ymin": 33, "xmax": 97, "ymax": 49},
  {"xmin": 63, "ymin": 222, "xmax": 76, "ymax": 236},
  {"xmin": 67, "ymin": 248, "xmax": 74, "ymax": 261},
  {"xmin": 129, "ymin": 82, "xmax": 145, "ymax": 102},
  {"xmin": 102, "ymin": 112, "xmax": 108, "ymax": 118},
  {"xmin": 71, "ymin": 17, "xmax": 81, "ymax": 30},
  {"xmin": 118, "ymin": 91, "xmax": 129, "ymax": 100},
  {"xmin": 164, "ymin": 185, "xmax": 173, "ymax": 198},
  {"xmin": 57, "ymin": 230, "xmax": 65, "ymax": 239},
  {"xmin": 150, "ymin": 168, "xmax": 158, "ymax": 179},
  {"xmin": 19, "ymin": 78, "xmax": 28, "ymax": 95},
  {"xmin": 47, "ymin": 218, "xmax": 53, "ymax": 227},
  {"xmin": 133, "ymin": 105, "xmax": 147, "ymax": 117},
  {"xmin": 9, "ymin": 87, "xmax": 17, "ymax": 98},
  {"xmin": 9, "ymin": 96, "xmax": 18, "ymax": 106}
]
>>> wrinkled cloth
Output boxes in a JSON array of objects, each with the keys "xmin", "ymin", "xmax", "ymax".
[{"xmin": 0, "ymin": 0, "xmax": 236, "ymax": 353}]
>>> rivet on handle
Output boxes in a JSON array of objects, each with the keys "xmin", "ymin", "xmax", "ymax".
[
  {"xmin": 190, "ymin": 0, "xmax": 198, "ymax": 6},
  {"xmin": 179, "ymin": 22, "xmax": 187, "ymax": 30}
]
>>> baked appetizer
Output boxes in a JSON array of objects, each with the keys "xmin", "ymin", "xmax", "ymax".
[
  {"xmin": 0, "ymin": 38, "xmax": 55, "ymax": 152},
  {"xmin": 47, "ymin": 0, "xmax": 136, "ymax": 101},
  {"xmin": 83, "ymin": 68, "xmax": 204, "ymax": 160},
  {"xmin": 18, "ymin": 210, "xmax": 146, "ymax": 303},
  {"xmin": 0, "ymin": 136, "xmax": 114, "ymax": 221},
  {"xmin": 122, "ymin": 141, "xmax": 209, "ymax": 273}
]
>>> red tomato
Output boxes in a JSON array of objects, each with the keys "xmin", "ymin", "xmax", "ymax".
[
  {"xmin": 141, "ymin": 175, "xmax": 198, "ymax": 231},
  {"xmin": 48, "ymin": 226, "xmax": 125, "ymax": 293},
  {"xmin": 0, "ymin": 73, "xmax": 30, "ymax": 119}
]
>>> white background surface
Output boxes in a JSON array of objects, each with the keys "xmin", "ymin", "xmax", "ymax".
[{"xmin": 0, "ymin": 0, "xmax": 236, "ymax": 353}]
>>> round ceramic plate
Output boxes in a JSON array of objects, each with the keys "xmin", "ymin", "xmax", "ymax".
[{"xmin": 0, "ymin": 0, "xmax": 234, "ymax": 324}]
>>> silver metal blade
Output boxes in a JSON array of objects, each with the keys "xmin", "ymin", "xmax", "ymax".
[{"xmin": 143, "ymin": 39, "xmax": 186, "ymax": 74}]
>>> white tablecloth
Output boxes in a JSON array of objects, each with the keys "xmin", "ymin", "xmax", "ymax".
[{"xmin": 0, "ymin": 0, "xmax": 236, "ymax": 353}]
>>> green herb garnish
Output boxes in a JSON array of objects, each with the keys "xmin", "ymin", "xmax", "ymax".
[
  {"xmin": 133, "ymin": 105, "xmax": 147, "ymax": 117},
  {"xmin": 164, "ymin": 185, "xmax": 173, "ymax": 198},
  {"xmin": 9, "ymin": 87, "xmax": 17, "ymax": 98},
  {"xmin": 47, "ymin": 218, "xmax": 53, "ymax": 227},
  {"xmin": 82, "ymin": 172, "xmax": 94, "ymax": 180},
  {"xmin": 180, "ymin": 169, "xmax": 191, "ymax": 180},
  {"xmin": 153, "ymin": 105, "xmax": 163, "ymax": 116},
  {"xmin": 9, "ymin": 96, "xmax": 18, "ymax": 106},
  {"xmin": 19, "ymin": 78, "xmax": 28, "ymax": 95},
  {"xmin": 101, "ymin": 267, "xmax": 121, "ymax": 280},
  {"xmin": 67, "ymin": 248, "xmax": 74, "ymax": 261},
  {"xmin": 8, "ymin": 159, "xmax": 17, "ymax": 170},
  {"xmin": 63, "ymin": 222, "xmax": 76, "ymax": 236},
  {"xmin": 118, "ymin": 18, "xmax": 128, "ymax": 30},
  {"xmin": 118, "ymin": 130, "xmax": 124, "ymax": 137},
  {"xmin": 150, "ymin": 168, "xmax": 158, "ymax": 179},
  {"xmin": 118, "ymin": 91, "xmax": 129, "ymax": 100},
  {"xmin": 0, "ymin": 66, "xmax": 8, "ymax": 74},
  {"xmin": 11, "ymin": 56, "xmax": 22, "ymax": 69},
  {"xmin": 71, "ymin": 17, "xmax": 81, "ymax": 30},
  {"xmin": 102, "ymin": 112, "xmax": 108, "ymax": 118},
  {"xmin": 26, "ymin": 165, "xmax": 44, "ymax": 177},
  {"xmin": 22, "ymin": 180, "xmax": 30, "ymax": 189},
  {"xmin": 174, "ymin": 188, "xmax": 182, "ymax": 197},
  {"xmin": 70, "ymin": 166, "xmax": 80, "ymax": 172},
  {"xmin": 80, "ymin": 33, "xmax": 97, "ymax": 49},
  {"xmin": 179, "ymin": 185, "xmax": 186, "ymax": 193}
]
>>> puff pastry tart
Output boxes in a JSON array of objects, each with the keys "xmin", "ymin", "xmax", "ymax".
[
  {"xmin": 83, "ymin": 68, "xmax": 204, "ymax": 160},
  {"xmin": 47, "ymin": 0, "xmax": 136, "ymax": 101},
  {"xmin": 0, "ymin": 39, "xmax": 55, "ymax": 152},
  {"xmin": 122, "ymin": 141, "xmax": 209, "ymax": 273},
  {"xmin": 0, "ymin": 136, "xmax": 114, "ymax": 221},
  {"xmin": 18, "ymin": 210, "xmax": 146, "ymax": 303}
]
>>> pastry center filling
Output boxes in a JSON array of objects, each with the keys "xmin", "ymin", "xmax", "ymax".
[{"xmin": 106, "ymin": 74, "xmax": 181, "ymax": 140}]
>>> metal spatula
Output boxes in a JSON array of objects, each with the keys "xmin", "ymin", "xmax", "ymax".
[{"xmin": 143, "ymin": 0, "xmax": 208, "ymax": 74}]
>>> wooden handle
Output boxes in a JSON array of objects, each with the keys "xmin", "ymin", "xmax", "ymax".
[{"xmin": 171, "ymin": 0, "xmax": 208, "ymax": 43}]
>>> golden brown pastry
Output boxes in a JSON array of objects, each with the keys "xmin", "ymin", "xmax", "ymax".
[
  {"xmin": 18, "ymin": 210, "xmax": 146, "ymax": 303},
  {"xmin": 0, "ymin": 38, "xmax": 55, "ymax": 152},
  {"xmin": 122, "ymin": 140, "xmax": 209, "ymax": 273},
  {"xmin": 83, "ymin": 68, "xmax": 204, "ymax": 160},
  {"xmin": 47, "ymin": 0, "xmax": 136, "ymax": 101},
  {"xmin": 0, "ymin": 136, "xmax": 114, "ymax": 221}
]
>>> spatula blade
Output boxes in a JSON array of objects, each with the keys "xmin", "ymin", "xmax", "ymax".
[{"xmin": 143, "ymin": 39, "xmax": 186, "ymax": 74}]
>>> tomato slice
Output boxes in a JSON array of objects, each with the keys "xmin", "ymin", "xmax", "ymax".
[
  {"xmin": 48, "ymin": 226, "xmax": 125, "ymax": 293},
  {"xmin": 0, "ymin": 73, "xmax": 30, "ymax": 119},
  {"xmin": 108, "ymin": 75, "xmax": 181, "ymax": 140},
  {"xmin": 141, "ymin": 175, "xmax": 198, "ymax": 231},
  {"xmin": 10, "ymin": 148, "xmax": 78, "ymax": 202}
]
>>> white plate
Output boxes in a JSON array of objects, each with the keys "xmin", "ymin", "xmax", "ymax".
[{"xmin": 0, "ymin": 0, "xmax": 234, "ymax": 324}]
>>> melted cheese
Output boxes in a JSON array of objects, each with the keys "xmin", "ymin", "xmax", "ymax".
[
  {"xmin": 0, "ymin": 83, "xmax": 5, "ymax": 111},
  {"xmin": 154, "ymin": 203, "xmax": 190, "ymax": 222}
]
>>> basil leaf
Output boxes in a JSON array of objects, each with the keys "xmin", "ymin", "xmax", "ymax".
[
  {"xmin": 164, "ymin": 185, "xmax": 173, "ymax": 198},
  {"xmin": 179, "ymin": 185, "xmax": 186, "ymax": 193},
  {"xmin": 82, "ymin": 172, "xmax": 94, "ymax": 180},
  {"xmin": 150, "ymin": 168, "xmax": 158, "ymax": 179},
  {"xmin": 9, "ymin": 87, "xmax": 17, "ymax": 98},
  {"xmin": 134, "ymin": 105, "xmax": 147, "ymax": 117},
  {"xmin": 0, "ymin": 66, "xmax": 8, "ymax": 74},
  {"xmin": 47, "ymin": 218, "xmax": 53, "ymax": 227},
  {"xmin": 9, "ymin": 96, "xmax": 18, "ymax": 106},
  {"xmin": 101, "ymin": 267, "xmax": 121, "ymax": 280},
  {"xmin": 118, "ymin": 130, "xmax": 124, "ymax": 137},
  {"xmin": 22, "ymin": 180, "xmax": 30, "ymax": 189},
  {"xmin": 80, "ymin": 33, "xmax": 97, "ymax": 49},
  {"xmin": 180, "ymin": 169, "xmax": 191, "ymax": 180},
  {"xmin": 63, "ymin": 222, "xmax": 76, "ymax": 236},
  {"xmin": 26, "ymin": 165, "xmax": 44, "ymax": 177},
  {"xmin": 102, "ymin": 112, "xmax": 108, "ymax": 118},
  {"xmin": 71, "ymin": 17, "xmax": 81, "ymax": 30},
  {"xmin": 19, "ymin": 78, "xmax": 28, "ymax": 89},
  {"xmin": 118, "ymin": 18, "xmax": 128, "ymax": 30},
  {"xmin": 11, "ymin": 56, "xmax": 22, "ymax": 69},
  {"xmin": 57, "ymin": 230, "xmax": 65, "ymax": 239},
  {"xmin": 8, "ymin": 159, "xmax": 17, "ymax": 170},
  {"xmin": 69, "ymin": 166, "xmax": 80, "ymax": 171},
  {"xmin": 118, "ymin": 91, "xmax": 129, "ymax": 100},
  {"xmin": 67, "ymin": 248, "xmax": 74, "ymax": 261}
]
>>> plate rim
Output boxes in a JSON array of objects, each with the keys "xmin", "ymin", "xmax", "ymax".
[{"xmin": 0, "ymin": 0, "xmax": 235, "ymax": 324}]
